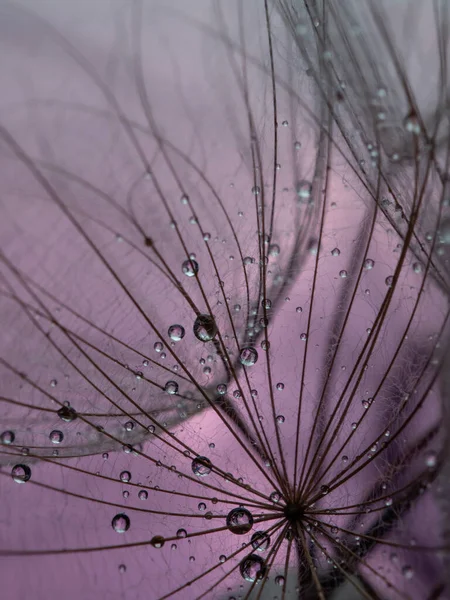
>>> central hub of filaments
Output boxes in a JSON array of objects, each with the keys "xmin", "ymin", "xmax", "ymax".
[{"xmin": 283, "ymin": 502, "xmax": 304, "ymax": 523}]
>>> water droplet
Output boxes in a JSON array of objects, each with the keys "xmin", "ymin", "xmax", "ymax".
[
  {"xmin": 192, "ymin": 456, "xmax": 212, "ymax": 477},
  {"xmin": 112, "ymin": 513, "xmax": 130, "ymax": 533},
  {"xmin": 226, "ymin": 507, "xmax": 253, "ymax": 535},
  {"xmin": 50, "ymin": 379, "xmax": 58, "ymax": 388},
  {"xmin": 239, "ymin": 554, "xmax": 266, "ymax": 582},
  {"xmin": 294, "ymin": 141, "xmax": 301, "ymax": 150},
  {"xmin": 164, "ymin": 380, "xmax": 179, "ymax": 395},
  {"xmin": 182, "ymin": 259, "xmax": 199, "ymax": 277},
  {"xmin": 276, "ymin": 382, "xmax": 284, "ymax": 391},
  {"xmin": 57, "ymin": 405, "xmax": 77, "ymax": 422},
  {"xmin": 150, "ymin": 535, "xmax": 165, "ymax": 548},
  {"xmin": 11, "ymin": 464, "xmax": 31, "ymax": 483},
  {"xmin": 251, "ymin": 531, "xmax": 270, "ymax": 552},
  {"xmin": 251, "ymin": 186, "xmax": 260, "ymax": 196},
  {"xmin": 404, "ymin": 113, "xmax": 421, "ymax": 135},
  {"xmin": 339, "ymin": 270, "xmax": 348, "ymax": 278},
  {"xmin": 269, "ymin": 244, "xmax": 280, "ymax": 256},
  {"xmin": 219, "ymin": 554, "xmax": 226, "ymax": 563},
  {"xmin": 364, "ymin": 258, "xmax": 375, "ymax": 270},
  {"xmin": 198, "ymin": 502, "xmax": 207, "ymax": 511},
  {"xmin": 138, "ymin": 490, "xmax": 148, "ymax": 500},
  {"xmin": 168, "ymin": 324, "xmax": 185, "ymax": 342},
  {"xmin": 300, "ymin": 333, "xmax": 307, "ymax": 341},
  {"xmin": 1, "ymin": 430, "xmax": 15, "ymax": 445},
  {"xmin": 402, "ymin": 565, "xmax": 414, "ymax": 580},
  {"xmin": 176, "ymin": 528, "xmax": 187, "ymax": 538},
  {"xmin": 331, "ymin": 247, "xmax": 340, "ymax": 256},
  {"xmin": 120, "ymin": 471, "xmax": 131, "ymax": 483},
  {"xmin": 239, "ymin": 347, "xmax": 258, "ymax": 367},
  {"xmin": 118, "ymin": 564, "xmax": 126, "ymax": 573},
  {"xmin": 296, "ymin": 180, "xmax": 312, "ymax": 201},
  {"xmin": 385, "ymin": 275, "xmax": 394, "ymax": 287},
  {"xmin": 275, "ymin": 575, "xmax": 285, "ymax": 586},
  {"xmin": 193, "ymin": 315, "xmax": 217, "ymax": 342},
  {"xmin": 217, "ymin": 383, "xmax": 227, "ymax": 395},
  {"xmin": 270, "ymin": 491, "xmax": 281, "ymax": 503},
  {"xmin": 412, "ymin": 262, "xmax": 422, "ymax": 274},
  {"xmin": 425, "ymin": 450, "xmax": 437, "ymax": 468},
  {"xmin": 276, "ymin": 415, "xmax": 285, "ymax": 424},
  {"xmin": 49, "ymin": 430, "xmax": 64, "ymax": 444}
]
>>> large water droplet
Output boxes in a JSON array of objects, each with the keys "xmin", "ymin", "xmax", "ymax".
[
  {"xmin": 239, "ymin": 554, "xmax": 266, "ymax": 582},
  {"xmin": 226, "ymin": 507, "xmax": 253, "ymax": 535},
  {"xmin": 11, "ymin": 464, "xmax": 31, "ymax": 483},
  {"xmin": 192, "ymin": 456, "xmax": 212, "ymax": 477},
  {"xmin": 193, "ymin": 315, "xmax": 217, "ymax": 342},
  {"xmin": 112, "ymin": 513, "xmax": 130, "ymax": 533},
  {"xmin": 239, "ymin": 347, "xmax": 258, "ymax": 367},
  {"xmin": 120, "ymin": 471, "xmax": 131, "ymax": 483}
]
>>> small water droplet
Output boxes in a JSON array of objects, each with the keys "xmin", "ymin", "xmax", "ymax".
[
  {"xmin": 120, "ymin": 471, "xmax": 131, "ymax": 483},
  {"xmin": 364, "ymin": 258, "xmax": 375, "ymax": 270},
  {"xmin": 57, "ymin": 405, "xmax": 77, "ymax": 422},
  {"xmin": 138, "ymin": 490, "xmax": 148, "ymax": 500},
  {"xmin": 150, "ymin": 535, "xmax": 165, "ymax": 548},
  {"xmin": 251, "ymin": 531, "xmax": 270, "ymax": 552}
]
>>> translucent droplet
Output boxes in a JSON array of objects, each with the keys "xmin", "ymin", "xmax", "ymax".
[
  {"xmin": 154, "ymin": 342, "xmax": 163, "ymax": 353},
  {"xmin": 11, "ymin": 464, "xmax": 31, "ymax": 483},
  {"xmin": 168, "ymin": 324, "xmax": 185, "ymax": 342},
  {"xmin": 226, "ymin": 507, "xmax": 254, "ymax": 535},
  {"xmin": 50, "ymin": 379, "xmax": 58, "ymax": 388},
  {"xmin": 251, "ymin": 186, "xmax": 260, "ymax": 196},
  {"xmin": 57, "ymin": 405, "xmax": 77, "ymax": 423},
  {"xmin": 239, "ymin": 347, "xmax": 258, "ymax": 367},
  {"xmin": 219, "ymin": 554, "xmax": 226, "ymax": 563},
  {"xmin": 138, "ymin": 490, "xmax": 148, "ymax": 500},
  {"xmin": 276, "ymin": 382, "xmax": 284, "ymax": 391},
  {"xmin": 112, "ymin": 513, "xmax": 130, "ymax": 533},
  {"xmin": 339, "ymin": 270, "xmax": 348, "ymax": 278},
  {"xmin": 296, "ymin": 306, "xmax": 303, "ymax": 313},
  {"xmin": 412, "ymin": 262, "xmax": 422, "ymax": 274},
  {"xmin": 294, "ymin": 141, "xmax": 301, "ymax": 150},
  {"xmin": 404, "ymin": 113, "xmax": 421, "ymax": 135},
  {"xmin": 251, "ymin": 531, "xmax": 270, "ymax": 552},
  {"xmin": 120, "ymin": 471, "xmax": 131, "ymax": 483},
  {"xmin": 182, "ymin": 259, "xmax": 199, "ymax": 277},
  {"xmin": 402, "ymin": 565, "xmax": 414, "ymax": 580},
  {"xmin": 193, "ymin": 314, "xmax": 217, "ymax": 342},
  {"xmin": 150, "ymin": 535, "xmax": 165, "ymax": 549},
  {"xmin": 425, "ymin": 450, "xmax": 437, "ymax": 468},
  {"xmin": 440, "ymin": 218, "xmax": 450, "ymax": 244},
  {"xmin": 217, "ymin": 383, "xmax": 227, "ymax": 395},
  {"xmin": 49, "ymin": 430, "xmax": 64, "ymax": 444},
  {"xmin": 164, "ymin": 380, "xmax": 179, "ymax": 395},
  {"xmin": 1, "ymin": 430, "xmax": 15, "ymax": 445},
  {"xmin": 269, "ymin": 244, "xmax": 280, "ymax": 256},
  {"xmin": 385, "ymin": 275, "xmax": 394, "ymax": 287},
  {"xmin": 364, "ymin": 258, "xmax": 375, "ymax": 270},
  {"xmin": 239, "ymin": 554, "xmax": 266, "ymax": 582},
  {"xmin": 276, "ymin": 415, "xmax": 285, "ymax": 424},
  {"xmin": 198, "ymin": 502, "xmax": 207, "ymax": 511},
  {"xmin": 124, "ymin": 421, "xmax": 134, "ymax": 432},
  {"xmin": 331, "ymin": 247, "xmax": 340, "ymax": 257},
  {"xmin": 275, "ymin": 575, "xmax": 285, "ymax": 586},
  {"xmin": 300, "ymin": 333, "xmax": 307, "ymax": 341},
  {"xmin": 270, "ymin": 491, "xmax": 281, "ymax": 503},
  {"xmin": 176, "ymin": 528, "xmax": 187, "ymax": 539},
  {"xmin": 192, "ymin": 456, "xmax": 212, "ymax": 477},
  {"xmin": 296, "ymin": 180, "xmax": 312, "ymax": 201}
]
